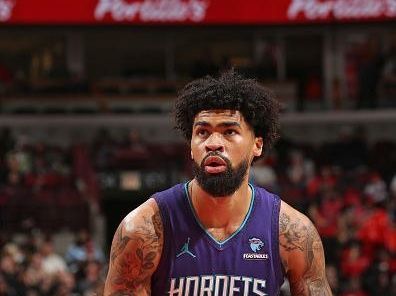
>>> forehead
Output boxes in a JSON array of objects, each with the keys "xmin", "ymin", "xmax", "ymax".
[{"xmin": 193, "ymin": 109, "xmax": 245, "ymax": 124}]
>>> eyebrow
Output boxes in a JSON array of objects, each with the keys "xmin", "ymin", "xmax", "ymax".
[{"xmin": 193, "ymin": 121, "xmax": 241, "ymax": 128}]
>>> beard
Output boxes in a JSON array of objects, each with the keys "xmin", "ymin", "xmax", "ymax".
[{"xmin": 192, "ymin": 152, "xmax": 249, "ymax": 197}]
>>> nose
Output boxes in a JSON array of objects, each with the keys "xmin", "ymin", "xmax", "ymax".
[{"xmin": 205, "ymin": 133, "xmax": 224, "ymax": 153}]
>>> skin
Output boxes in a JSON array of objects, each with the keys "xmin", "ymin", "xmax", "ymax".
[
  {"xmin": 104, "ymin": 198, "xmax": 163, "ymax": 296},
  {"xmin": 188, "ymin": 109, "xmax": 263, "ymax": 236},
  {"xmin": 104, "ymin": 109, "xmax": 332, "ymax": 295},
  {"xmin": 279, "ymin": 202, "xmax": 332, "ymax": 295}
]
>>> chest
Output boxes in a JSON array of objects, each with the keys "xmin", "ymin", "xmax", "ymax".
[
  {"xmin": 151, "ymin": 184, "xmax": 284, "ymax": 295},
  {"xmin": 166, "ymin": 229, "xmax": 277, "ymax": 296}
]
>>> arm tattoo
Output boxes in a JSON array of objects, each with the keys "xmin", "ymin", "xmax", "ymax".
[
  {"xmin": 280, "ymin": 212, "xmax": 332, "ymax": 296},
  {"xmin": 279, "ymin": 213, "xmax": 290, "ymax": 233},
  {"xmin": 110, "ymin": 224, "xmax": 133, "ymax": 264},
  {"xmin": 279, "ymin": 213, "xmax": 307, "ymax": 252},
  {"xmin": 107, "ymin": 209, "xmax": 163, "ymax": 295}
]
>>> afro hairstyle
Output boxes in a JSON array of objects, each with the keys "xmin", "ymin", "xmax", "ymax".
[{"xmin": 174, "ymin": 70, "xmax": 281, "ymax": 155}]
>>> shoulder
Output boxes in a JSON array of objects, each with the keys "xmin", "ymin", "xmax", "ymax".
[
  {"xmin": 278, "ymin": 201, "xmax": 321, "ymax": 273},
  {"xmin": 111, "ymin": 198, "xmax": 164, "ymax": 265},
  {"xmin": 120, "ymin": 198, "xmax": 163, "ymax": 240},
  {"xmin": 279, "ymin": 201, "xmax": 313, "ymax": 235},
  {"xmin": 279, "ymin": 202, "xmax": 332, "ymax": 296},
  {"xmin": 104, "ymin": 198, "xmax": 163, "ymax": 295},
  {"xmin": 278, "ymin": 201, "xmax": 332, "ymax": 295}
]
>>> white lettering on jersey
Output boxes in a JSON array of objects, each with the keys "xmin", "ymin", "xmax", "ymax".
[
  {"xmin": 214, "ymin": 275, "xmax": 228, "ymax": 296},
  {"xmin": 253, "ymin": 279, "xmax": 267, "ymax": 296},
  {"xmin": 169, "ymin": 275, "xmax": 267, "ymax": 295},
  {"xmin": 169, "ymin": 277, "xmax": 184, "ymax": 295},
  {"xmin": 229, "ymin": 276, "xmax": 241, "ymax": 294},
  {"xmin": 241, "ymin": 277, "xmax": 253, "ymax": 296},
  {"xmin": 185, "ymin": 276, "xmax": 199, "ymax": 295},
  {"xmin": 200, "ymin": 275, "xmax": 214, "ymax": 296}
]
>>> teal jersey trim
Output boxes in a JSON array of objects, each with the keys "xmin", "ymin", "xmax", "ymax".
[{"xmin": 184, "ymin": 182, "xmax": 255, "ymax": 248}]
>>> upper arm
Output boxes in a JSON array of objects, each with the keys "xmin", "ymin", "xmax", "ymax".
[
  {"xmin": 279, "ymin": 201, "xmax": 332, "ymax": 296},
  {"xmin": 104, "ymin": 198, "xmax": 163, "ymax": 296}
]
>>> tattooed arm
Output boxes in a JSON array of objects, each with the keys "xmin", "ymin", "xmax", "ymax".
[
  {"xmin": 279, "ymin": 201, "xmax": 332, "ymax": 296},
  {"xmin": 104, "ymin": 198, "xmax": 163, "ymax": 296}
]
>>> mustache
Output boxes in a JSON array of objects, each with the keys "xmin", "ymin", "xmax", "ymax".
[{"xmin": 201, "ymin": 151, "xmax": 230, "ymax": 166}]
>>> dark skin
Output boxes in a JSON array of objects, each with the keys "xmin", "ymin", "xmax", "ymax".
[
  {"xmin": 104, "ymin": 110, "xmax": 332, "ymax": 295},
  {"xmin": 279, "ymin": 202, "xmax": 332, "ymax": 295},
  {"xmin": 104, "ymin": 199, "xmax": 163, "ymax": 295}
]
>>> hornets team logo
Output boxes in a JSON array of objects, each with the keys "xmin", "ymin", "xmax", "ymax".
[
  {"xmin": 243, "ymin": 237, "xmax": 268, "ymax": 260},
  {"xmin": 249, "ymin": 237, "xmax": 264, "ymax": 252}
]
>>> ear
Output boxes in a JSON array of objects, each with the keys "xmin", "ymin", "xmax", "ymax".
[
  {"xmin": 253, "ymin": 137, "xmax": 263, "ymax": 157},
  {"xmin": 191, "ymin": 151, "xmax": 194, "ymax": 160}
]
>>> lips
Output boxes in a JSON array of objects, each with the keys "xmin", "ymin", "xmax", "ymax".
[{"xmin": 203, "ymin": 155, "xmax": 227, "ymax": 174}]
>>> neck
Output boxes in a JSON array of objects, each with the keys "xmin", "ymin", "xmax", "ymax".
[{"xmin": 189, "ymin": 177, "xmax": 252, "ymax": 229}]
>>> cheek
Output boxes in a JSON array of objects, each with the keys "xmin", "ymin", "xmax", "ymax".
[
  {"xmin": 235, "ymin": 137, "xmax": 253, "ymax": 151},
  {"xmin": 239, "ymin": 141, "xmax": 257, "ymax": 159},
  {"xmin": 190, "ymin": 142, "xmax": 203, "ymax": 160}
]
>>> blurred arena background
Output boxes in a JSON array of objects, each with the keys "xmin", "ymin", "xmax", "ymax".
[{"xmin": 0, "ymin": 0, "xmax": 395, "ymax": 295}]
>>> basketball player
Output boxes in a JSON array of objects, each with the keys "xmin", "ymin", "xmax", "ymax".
[{"xmin": 104, "ymin": 71, "xmax": 332, "ymax": 295}]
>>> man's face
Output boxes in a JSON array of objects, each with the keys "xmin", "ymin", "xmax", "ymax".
[{"xmin": 191, "ymin": 110, "xmax": 263, "ymax": 196}]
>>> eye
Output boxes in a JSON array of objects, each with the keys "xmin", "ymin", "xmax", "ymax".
[
  {"xmin": 224, "ymin": 129, "xmax": 237, "ymax": 136},
  {"xmin": 196, "ymin": 129, "xmax": 209, "ymax": 137}
]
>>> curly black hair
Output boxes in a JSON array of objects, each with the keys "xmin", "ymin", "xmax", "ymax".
[{"xmin": 174, "ymin": 70, "xmax": 281, "ymax": 154}]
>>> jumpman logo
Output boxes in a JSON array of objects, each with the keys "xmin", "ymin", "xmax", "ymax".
[{"xmin": 176, "ymin": 237, "xmax": 196, "ymax": 258}]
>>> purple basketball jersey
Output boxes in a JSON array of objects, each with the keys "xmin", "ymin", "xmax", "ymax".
[{"xmin": 152, "ymin": 183, "xmax": 284, "ymax": 295}]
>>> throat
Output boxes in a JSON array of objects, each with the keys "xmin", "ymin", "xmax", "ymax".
[
  {"xmin": 207, "ymin": 226, "xmax": 240, "ymax": 243},
  {"xmin": 187, "ymin": 181, "xmax": 255, "ymax": 242}
]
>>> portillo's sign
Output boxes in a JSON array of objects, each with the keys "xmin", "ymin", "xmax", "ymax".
[
  {"xmin": 289, "ymin": 0, "xmax": 396, "ymax": 20},
  {"xmin": 94, "ymin": 0, "xmax": 208, "ymax": 22},
  {"xmin": 1, "ymin": 0, "xmax": 395, "ymax": 24}
]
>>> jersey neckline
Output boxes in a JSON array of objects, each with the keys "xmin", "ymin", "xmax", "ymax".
[{"xmin": 183, "ymin": 181, "xmax": 255, "ymax": 250}]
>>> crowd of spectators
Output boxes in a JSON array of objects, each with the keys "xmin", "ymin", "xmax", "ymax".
[
  {"xmin": 0, "ymin": 229, "xmax": 105, "ymax": 296},
  {"xmin": 1, "ymin": 126, "xmax": 396, "ymax": 295},
  {"xmin": 0, "ymin": 127, "xmax": 186, "ymax": 295},
  {"xmin": 0, "ymin": 128, "xmax": 91, "ymax": 234},
  {"xmin": 0, "ymin": 128, "xmax": 104, "ymax": 294}
]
